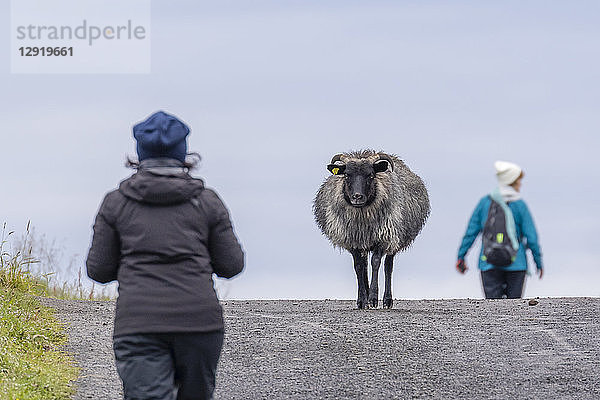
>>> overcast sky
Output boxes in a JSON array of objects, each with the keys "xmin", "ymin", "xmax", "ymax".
[{"xmin": 1, "ymin": 1, "xmax": 599, "ymax": 300}]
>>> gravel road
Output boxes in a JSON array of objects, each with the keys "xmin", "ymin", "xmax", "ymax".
[{"xmin": 41, "ymin": 297, "xmax": 600, "ymax": 400}]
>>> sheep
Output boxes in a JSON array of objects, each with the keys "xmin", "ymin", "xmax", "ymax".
[{"xmin": 313, "ymin": 150, "xmax": 430, "ymax": 309}]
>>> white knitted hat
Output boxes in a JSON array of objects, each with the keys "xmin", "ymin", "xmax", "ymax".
[{"xmin": 494, "ymin": 161, "xmax": 522, "ymax": 185}]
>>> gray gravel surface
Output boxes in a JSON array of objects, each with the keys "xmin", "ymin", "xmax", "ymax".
[
  {"xmin": 42, "ymin": 298, "xmax": 600, "ymax": 399},
  {"xmin": 40, "ymin": 297, "xmax": 122, "ymax": 400}
]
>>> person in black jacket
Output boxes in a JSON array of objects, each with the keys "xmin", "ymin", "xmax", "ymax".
[{"xmin": 86, "ymin": 110, "xmax": 244, "ymax": 400}]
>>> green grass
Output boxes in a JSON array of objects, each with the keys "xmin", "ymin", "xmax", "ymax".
[
  {"xmin": 0, "ymin": 288, "xmax": 78, "ymax": 400},
  {"xmin": 3, "ymin": 222, "xmax": 115, "ymax": 301},
  {"xmin": 1, "ymin": 224, "xmax": 78, "ymax": 400}
]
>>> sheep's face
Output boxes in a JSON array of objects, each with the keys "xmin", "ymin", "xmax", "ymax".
[{"xmin": 327, "ymin": 158, "xmax": 392, "ymax": 208}]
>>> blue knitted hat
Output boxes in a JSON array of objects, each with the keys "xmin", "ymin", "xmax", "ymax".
[{"xmin": 133, "ymin": 111, "xmax": 190, "ymax": 162}]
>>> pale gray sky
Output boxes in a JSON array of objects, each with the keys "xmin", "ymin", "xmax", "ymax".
[{"xmin": 2, "ymin": 1, "xmax": 599, "ymax": 299}]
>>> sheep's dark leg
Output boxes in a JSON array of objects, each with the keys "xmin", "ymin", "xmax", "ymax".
[
  {"xmin": 350, "ymin": 249, "xmax": 369, "ymax": 309},
  {"xmin": 362, "ymin": 262, "xmax": 369, "ymax": 298},
  {"xmin": 369, "ymin": 250, "xmax": 384, "ymax": 308},
  {"xmin": 383, "ymin": 254, "xmax": 395, "ymax": 309}
]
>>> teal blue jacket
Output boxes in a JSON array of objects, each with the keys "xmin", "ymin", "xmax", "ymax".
[{"xmin": 457, "ymin": 196, "xmax": 543, "ymax": 272}]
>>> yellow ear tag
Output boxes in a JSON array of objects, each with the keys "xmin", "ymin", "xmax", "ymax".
[{"xmin": 332, "ymin": 167, "xmax": 340, "ymax": 175}]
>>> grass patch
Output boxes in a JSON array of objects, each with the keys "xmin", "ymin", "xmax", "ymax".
[
  {"xmin": 1, "ymin": 224, "xmax": 78, "ymax": 400},
  {"xmin": 0, "ymin": 288, "xmax": 78, "ymax": 400},
  {"xmin": 6, "ymin": 223, "xmax": 115, "ymax": 301}
]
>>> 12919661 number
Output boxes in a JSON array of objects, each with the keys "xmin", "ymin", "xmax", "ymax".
[{"xmin": 19, "ymin": 47, "xmax": 73, "ymax": 56}]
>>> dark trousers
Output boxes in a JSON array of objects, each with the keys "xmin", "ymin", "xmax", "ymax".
[
  {"xmin": 481, "ymin": 269, "xmax": 527, "ymax": 299},
  {"xmin": 113, "ymin": 331, "xmax": 224, "ymax": 400}
]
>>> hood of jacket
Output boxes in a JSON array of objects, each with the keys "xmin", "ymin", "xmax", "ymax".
[{"xmin": 119, "ymin": 158, "xmax": 204, "ymax": 205}]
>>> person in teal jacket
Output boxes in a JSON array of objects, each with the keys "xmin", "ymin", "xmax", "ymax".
[{"xmin": 456, "ymin": 161, "xmax": 543, "ymax": 299}]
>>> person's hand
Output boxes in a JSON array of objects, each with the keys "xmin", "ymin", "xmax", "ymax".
[
  {"xmin": 456, "ymin": 259, "xmax": 467, "ymax": 274},
  {"xmin": 537, "ymin": 268, "xmax": 544, "ymax": 279}
]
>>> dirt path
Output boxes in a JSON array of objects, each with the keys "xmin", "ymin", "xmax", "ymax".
[
  {"xmin": 41, "ymin": 298, "xmax": 121, "ymax": 400},
  {"xmin": 43, "ymin": 298, "xmax": 600, "ymax": 399}
]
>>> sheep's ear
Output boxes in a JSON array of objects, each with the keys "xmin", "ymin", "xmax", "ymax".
[
  {"xmin": 377, "ymin": 154, "xmax": 395, "ymax": 171},
  {"xmin": 373, "ymin": 160, "xmax": 390, "ymax": 173},
  {"xmin": 327, "ymin": 164, "xmax": 346, "ymax": 175},
  {"xmin": 330, "ymin": 154, "xmax": 344, "ymax": 164}
]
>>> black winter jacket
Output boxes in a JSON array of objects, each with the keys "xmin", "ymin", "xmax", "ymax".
[{"xmin": 86, "ymin": 160, "xmax": 244, "ymax": 337}]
